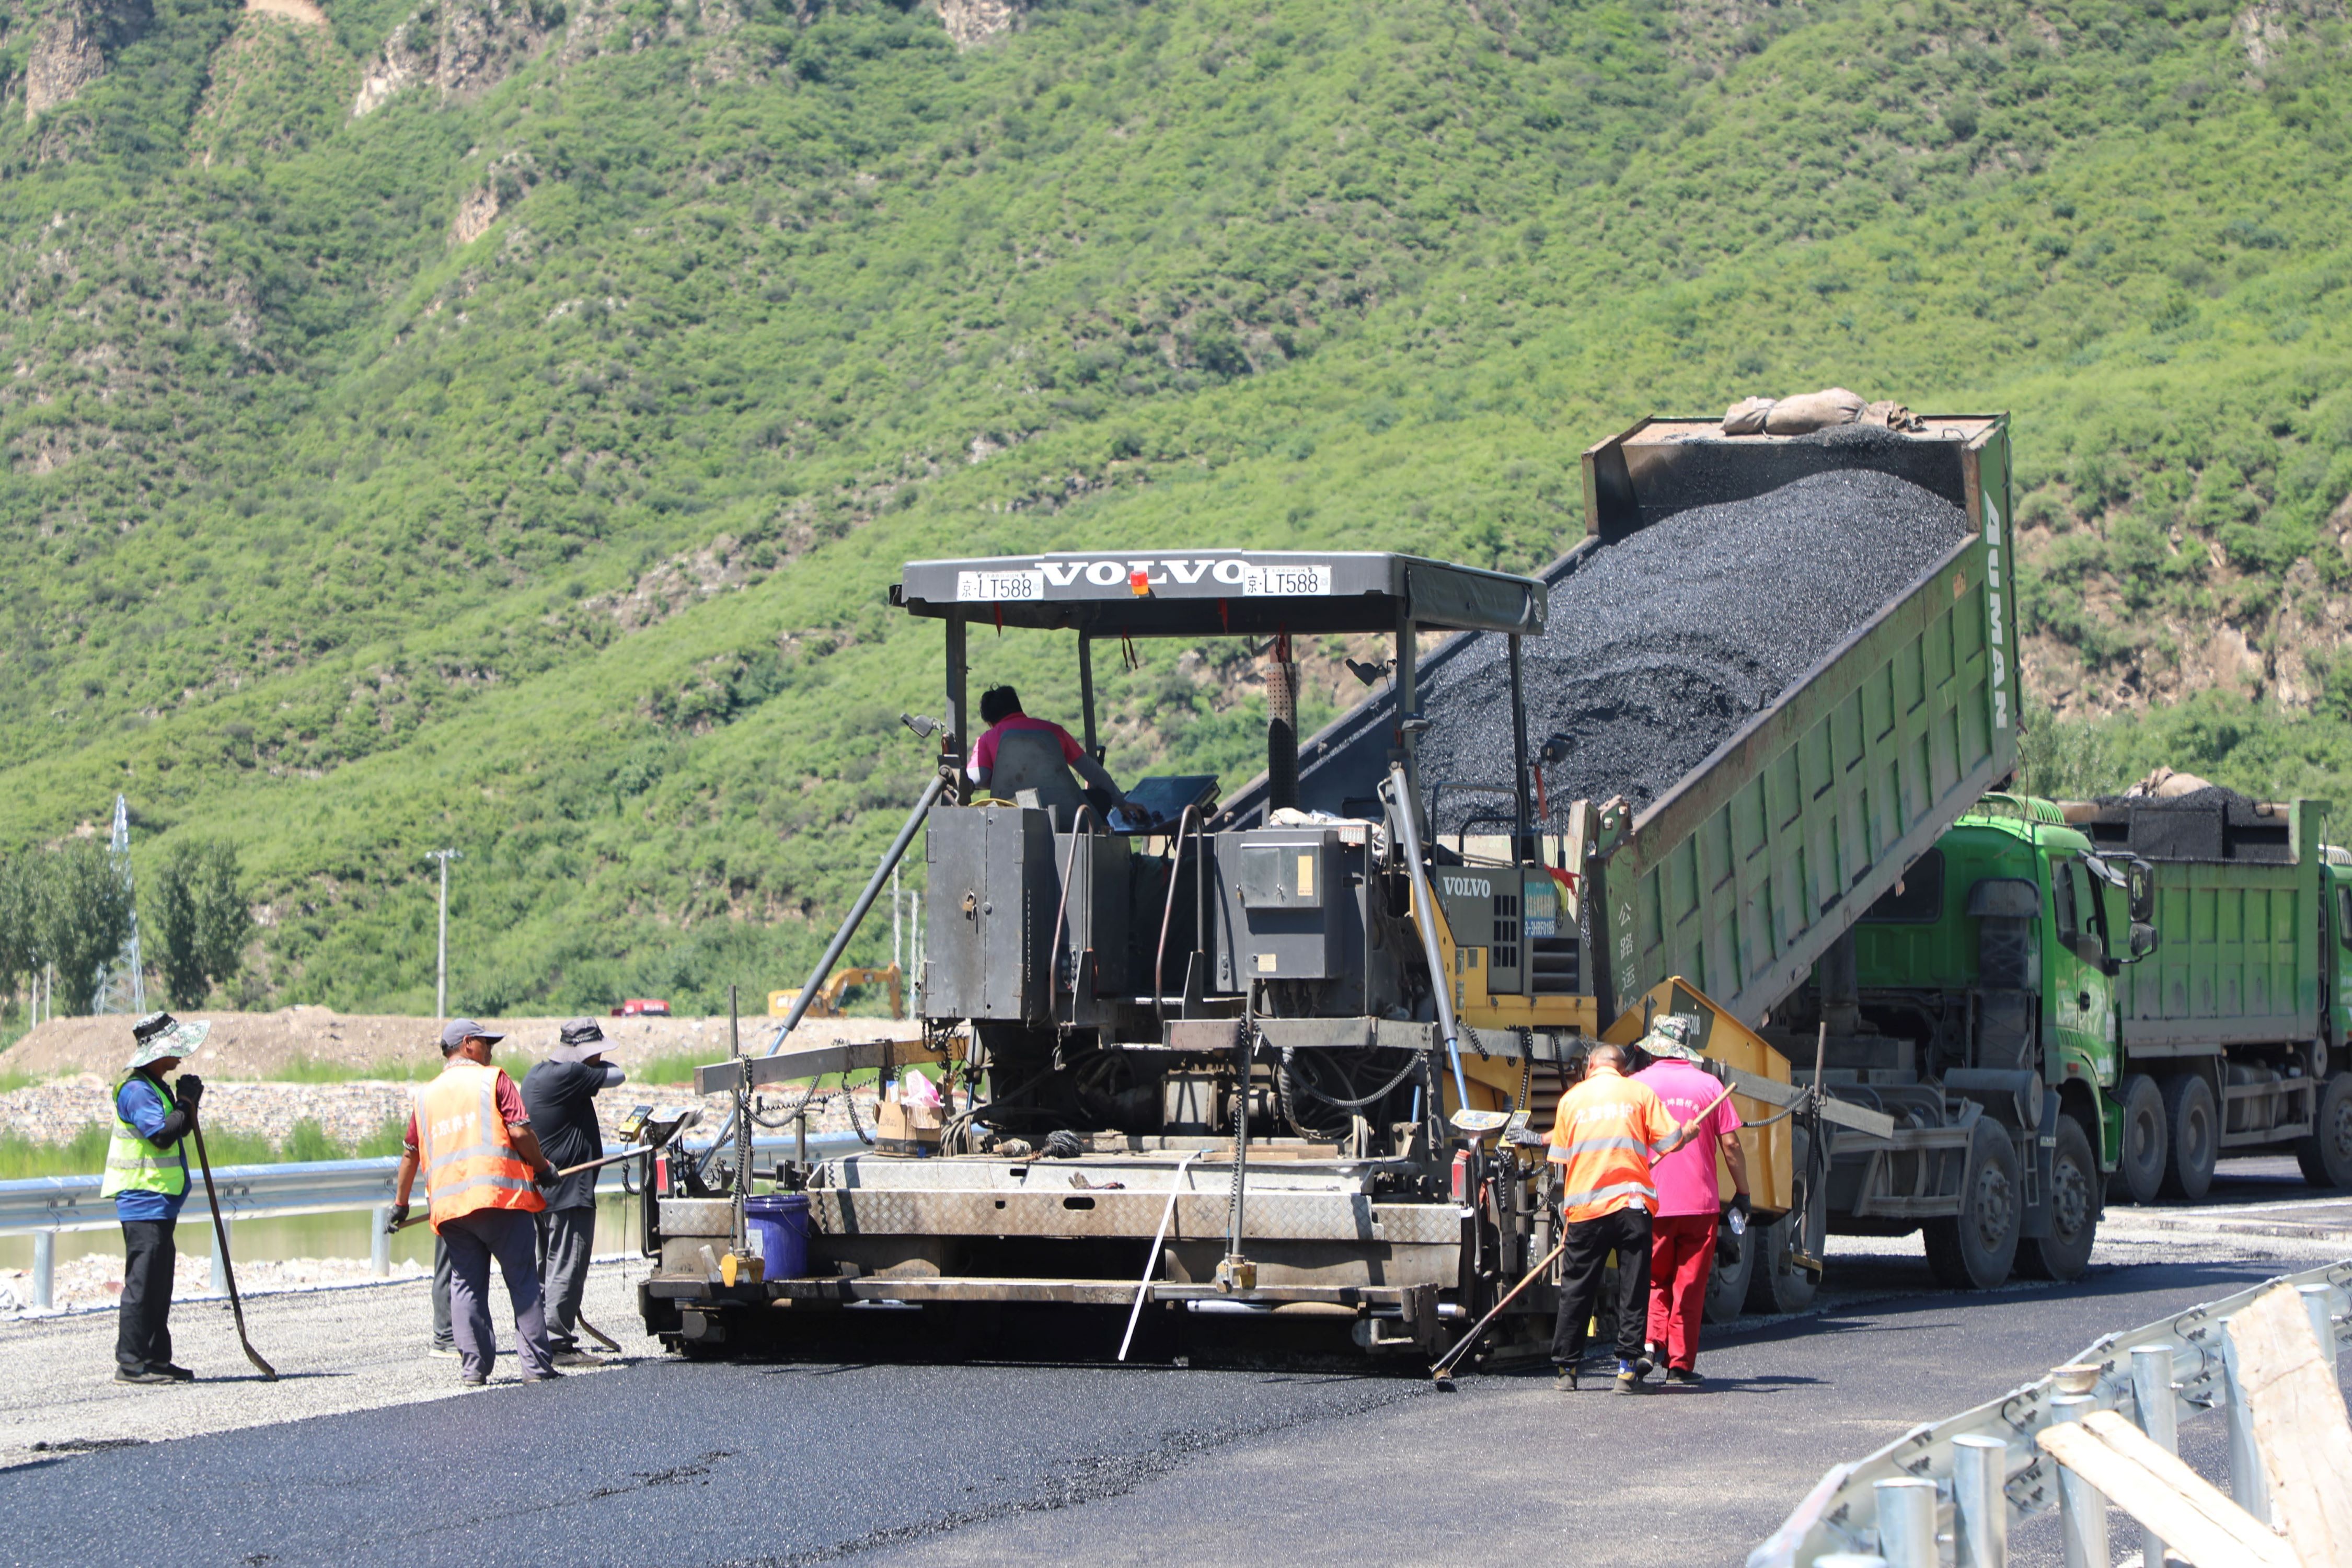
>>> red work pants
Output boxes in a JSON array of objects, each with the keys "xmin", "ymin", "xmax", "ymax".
[{"xmin": 1645, "ymin": 1213, "xmax": 1717, "ymax": 1370}]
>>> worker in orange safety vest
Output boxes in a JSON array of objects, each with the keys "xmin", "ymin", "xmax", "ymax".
[
  {"xmin": 389, "ymin": 1019, "xmax": 561, "ymax": 1386},
  {"xmin": 1545, "ymin": 1041, "xmax": 1702, "ymax": 1394}
]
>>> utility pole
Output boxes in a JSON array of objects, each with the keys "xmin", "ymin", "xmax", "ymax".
[
  {"xmin": 105, "ymin": 793, "xmax": 146, "ymax": 1014},
  {"xmin": 426, "ymin": 849, "xmax": 461, "ymax": 1027}
]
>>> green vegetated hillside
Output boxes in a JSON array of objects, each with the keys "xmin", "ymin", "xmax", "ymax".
[{"xmin": 0, "ymin": 0, "xmax": 2347, "ymax": 1016}]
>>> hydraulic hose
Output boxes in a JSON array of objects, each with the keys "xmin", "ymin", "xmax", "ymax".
[
  {"xmin": 699, "ymin": 771, "xmax": 948, "ymax": 1180},
  {"xmin": 1382, "ymin": 762, "xmax": 1473, "ymax": 1125}
]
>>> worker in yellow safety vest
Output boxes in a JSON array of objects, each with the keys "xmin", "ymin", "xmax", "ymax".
[
  {"xmin": 389, "ymin": 1019, "xmax": 561, "ymax": 1385},
  {"xmin": 1545, "ymin": 1041, "xmax": 1702, "ymax": 1394},
  {"xmin": 101, "ymin": 1012, "xmax": 212, "ymax": 1385}
]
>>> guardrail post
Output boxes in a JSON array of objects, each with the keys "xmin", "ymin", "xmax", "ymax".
[
  {"xmin": 2128, "ymin": 1344, "xmax": 2176, "ymax": 1568},
  {"xmin": 32, "ymin": 1230, "xmax": 55, "ymax": 1310},
  {"xmin": 2220, "ymin": 1318, "xmax": 2271, "ymax": 1523},
  {"xmin": 210, "ymin": 1215, "xmax": 228, "ymax": 1295},
  {"xmin": 1873, "ymin": 1477, "xmax": 1936, "ymax": 1568},
  {"xmin": 2049, "ymin": 1392, "xmax": 2109, "ymax": 1568},
  {"xmin": 1952, "ymin": 1433, "xmax": 2008, "ymax": 1567},
  {"xmin": 2301, "ymin": 1283, "xmax": 2337, "ymax": 1373},
  {"xmin": 370, "ymin": 1206, "xmax": 392, "ymax": 1278}
]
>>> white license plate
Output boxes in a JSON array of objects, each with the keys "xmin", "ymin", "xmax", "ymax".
[
  {"xmin": 1241, "ymin": 564, "xmax": 1331, "ymax": 597},
  {"xmin": 955, "ymin": 569, "xmax": 1046, "ymax": 602}
]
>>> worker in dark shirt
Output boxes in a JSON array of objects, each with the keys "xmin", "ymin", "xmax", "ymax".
[
  {"xmin": 101, "ymin": 1012, "xmax": 211, "ymax": 1385},
  {"xmin": 522, "ymin": 1019, "xmax": 626, "ymax": 1365}
]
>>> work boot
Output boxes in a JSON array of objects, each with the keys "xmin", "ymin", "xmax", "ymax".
[
  {"xmin": 522, "ymin": 1367, "xmax": 566, "ymax": 1383},
  {"xmin": 551, "ymin": 1349, "xmax": 604, "ymax": 1368},
  {"xmin": 113, "ymin": 1367, "xmax": 176, "ymax": 1386},
  {"xmin": 1613, "ymin": 1359, "xmax": 1647, "ymax": 1394},
  {"xmin": 1632, "ymin": 1352, "xmax": 1655, "ymax": 1379},
  {"xmin": 1552, "ymin": 1365, "xmax": 1578, "ymax": 1393},
  {"xmin": 1665, "ymin": 1367, "xmax": 1702, "ymax": 1387},
  {"xmin": 158, "ymin": 1364, "xmax": 196, "ymax": 1382},
  {"xmin": 428, "ymin": 1342, "xmax": 459, "ymax": 1360}
]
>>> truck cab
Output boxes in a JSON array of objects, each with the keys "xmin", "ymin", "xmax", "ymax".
[{"xmin": 1770, "ymin": 795, "xmax": 2156, "ymax": 1289}]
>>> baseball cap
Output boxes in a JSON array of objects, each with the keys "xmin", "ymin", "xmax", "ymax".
[
  {"xmin": 548, "ymin": 1017, "xmax": 607, "ymax": 1064},
  {"xmin": 440, "ymin": 1017, "xmax": 505, "ymax": 1052},
  {"xmin": 127, "ymin": 1011, "xmax": 212, "ymax": 1071}
]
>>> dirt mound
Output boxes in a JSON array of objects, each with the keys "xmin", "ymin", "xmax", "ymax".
[{"xmin": 0, "ymin": 1007, "xmax": 923, "ymax": 1082}]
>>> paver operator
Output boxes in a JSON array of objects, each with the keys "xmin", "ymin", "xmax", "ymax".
[
  {"xmin": 1633, "ymin": 1016, "xmax": 1749, "ymax": 1386},
  {"xmin": 101, "ymin": 1012, "xmax": 211, "ymax": 1386},
  {"xmin": 389, "ymin": 1019, "xmax": 561, "ymax": 1385},
  {"xmin": 967, "ymin": 685, "xmax": 1137, "ymax": 820},
  {"xmin": 523, "ymin": 1018, "xmax": 627, "ymax": 1366},
  {"xmin": 1546, "ymin": 1040, "xmax": 1704, "ymax": 1393}
]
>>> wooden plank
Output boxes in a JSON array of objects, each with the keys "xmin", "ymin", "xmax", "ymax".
[
  {"xmin": 2035, "ymin": 1416, "xmax": 2298, "ymax": 1568},
  {"xmin": 2231, "ymin": 1283, "xmax": 2352, "ymax": 1568}
]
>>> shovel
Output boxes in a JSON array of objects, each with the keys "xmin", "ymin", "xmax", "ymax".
[{"xmin": 191, "ymin": 1116, "xmax": 278, "ymax": 1381}]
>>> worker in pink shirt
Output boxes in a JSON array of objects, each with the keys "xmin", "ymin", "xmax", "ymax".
[
  {"xmin": 967, "ymin": 685, "xmax": 1137, "ymax": 818},
  {"xmin": 1632, "ymin": 1016, "xmax": 1749, "ymax": 1385}
]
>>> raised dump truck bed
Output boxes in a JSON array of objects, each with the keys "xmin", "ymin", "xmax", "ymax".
[{"xmin": 1229, "ymin": 414, "xmax": 2023, "ymax": 1031}]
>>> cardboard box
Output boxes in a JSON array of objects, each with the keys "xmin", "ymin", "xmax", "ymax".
[{"xmin": 875, "ymin": 1098, "xmax": 943, "ymax": 1157}]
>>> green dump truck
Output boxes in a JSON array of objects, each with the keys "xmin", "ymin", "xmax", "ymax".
[
  {"xmin": 1799, "ymin": 791, "xmax": 2352, "ymax": 1290},
  {"xmin": 2066, "ymin": 791, "xmax": 2351, "ymax": 1202}
]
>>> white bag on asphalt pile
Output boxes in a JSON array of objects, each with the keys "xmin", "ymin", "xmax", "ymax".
[
  {"xmin": 1763, "ymin": 387, "xmax": 1864, "ymax": 434},
  {"xmin": 1722, "ymin": 395, "xmax": 1775, "ymax": 435}
]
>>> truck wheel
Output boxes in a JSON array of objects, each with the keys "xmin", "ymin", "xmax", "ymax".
[
  {"xmin": 2296, "ymin": 1073, "xmax": 2352, "ymax": 1190},
  {"xmin": 2159, "ymin": 1071, "xmax": 2217, "ymax": 1202},
  {"xmin": 1925, "ymin": 1120, "xmax": 2021, "ymax": 1290},
  {"xmin": 2018, "ymin": 1116, "xmax": 2099, "ymax": 1282},
  {"xmin": 1703, "ymin": 1223, "xmax": 1754, "ymax": 1324},
  {"xmin": 2109, "ymin": 1074, "xmax": 2167, "ymax": 1207},
  {"xmin": 1744, "ymin": 1178, "xmax": 1825, "ymax": 1316}
]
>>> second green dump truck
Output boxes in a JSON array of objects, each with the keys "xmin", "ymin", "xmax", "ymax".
[{"xmin": 1785, "ymin": 788, "xmax": 2352, "ymax": 1289}]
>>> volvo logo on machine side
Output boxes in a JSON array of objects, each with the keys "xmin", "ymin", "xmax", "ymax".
[{"xmin": 955, "ymin": 558, "xmax": 1333, "ymax": 601}]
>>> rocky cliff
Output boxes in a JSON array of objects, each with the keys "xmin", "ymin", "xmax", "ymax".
[{"xmin": 22, "ymin": 0, "xmax": 150, "ymax": 120}]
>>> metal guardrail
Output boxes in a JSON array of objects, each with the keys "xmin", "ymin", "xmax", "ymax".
[
  {"xmin": 1749, "ymin": 1257, "xmax": 2352, "ymax": 1568},
  {"xmin": 1, "ymin": 1133, "xmax": 860, "ymax": 1311}
]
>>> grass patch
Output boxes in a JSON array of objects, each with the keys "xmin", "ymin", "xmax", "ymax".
[{"xmin": 0, "ymin": 1117, "xmax": 410, "ymax": 1181}]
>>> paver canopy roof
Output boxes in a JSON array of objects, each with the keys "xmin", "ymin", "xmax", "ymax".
[{"xmin": 892, "ymin": 550, "xmax": 1547, "ymax": 637}]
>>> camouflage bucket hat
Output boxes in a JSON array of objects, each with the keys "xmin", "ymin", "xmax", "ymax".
[
  {"xmin": 1639, "ymin": 1013, "xmax": 1703, "ymax": 1062},
  {"xmin": 127, "ymin": 1011, "xmax": 212, "ymax": 1072}
]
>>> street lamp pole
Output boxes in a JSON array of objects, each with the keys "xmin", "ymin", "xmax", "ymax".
[{"xmin": 426, "ymin": 849, "xmax": 462, "ymax": 1027}]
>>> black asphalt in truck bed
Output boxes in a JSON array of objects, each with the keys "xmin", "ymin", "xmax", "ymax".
[{"xmin": 1414, "ymin": 466, "xmax": 1970, "ymax": 829}]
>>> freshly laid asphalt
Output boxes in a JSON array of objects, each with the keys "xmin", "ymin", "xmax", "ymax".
[
  {"xmin": 4, "ymin": 1181, "xmax": 2344, "ymax": 1568},
  {"xmin": 18, "ymin": 1151, "xmax": 2352, "ymax": 1568}
]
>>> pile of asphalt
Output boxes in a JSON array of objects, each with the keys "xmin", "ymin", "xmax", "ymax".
[{"xmin": 1415, "ymin": 466, "xmax": 1971, "ymax": 826}]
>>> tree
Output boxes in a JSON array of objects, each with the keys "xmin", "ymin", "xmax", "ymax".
[
  {"xmin": 0, "ymin": 852, "xmax": 32, "ymax": 1004},
  {"xmin": 148, "ymin": 840, "xmax": 254, "ymax": 1008},
  {"xmin": 34, "ymin": 839, "xmax": 134, "ymax": 1016}
]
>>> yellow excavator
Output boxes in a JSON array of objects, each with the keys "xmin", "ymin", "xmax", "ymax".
[{"xmin": 768, "ymin": 964, "xmax": 905, "ymax": 1021}]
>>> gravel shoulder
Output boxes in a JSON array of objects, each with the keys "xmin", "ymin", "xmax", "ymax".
[{"xmin": 0, "ymin": 1254, "xmax": 666, "ymax": 1471}]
